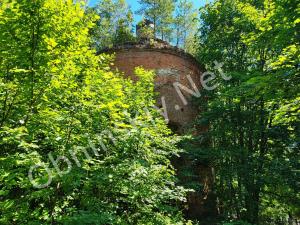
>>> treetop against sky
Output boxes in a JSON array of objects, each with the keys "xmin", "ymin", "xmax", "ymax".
[{"xmin": 89, "ymin": 0, "xmax": 212, "ymax": 23}]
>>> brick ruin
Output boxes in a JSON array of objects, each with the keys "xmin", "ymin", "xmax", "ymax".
[
  {"xmin": 101, "ymin": 38, "xmax": 216, "ymax": 220},
  {"xmin": 103, "ymin": 39, "xmax": 202, "ymax": 133}
]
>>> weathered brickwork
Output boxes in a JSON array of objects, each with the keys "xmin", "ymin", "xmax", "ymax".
[
  {"xmin": 111, "ymin": 48, "xmax": 202, "ymax": 133},
  {"xmin": 103, "ymin": 43, "xmax": 216, "ymax": 220}
]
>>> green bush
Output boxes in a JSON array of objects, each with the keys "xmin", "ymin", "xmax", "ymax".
[{"xmin": 0, "ymin": 1, "xmax": 188, "ymax": 224}]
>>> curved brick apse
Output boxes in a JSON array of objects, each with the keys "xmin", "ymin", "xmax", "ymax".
[
  {"xmin": 105, "ymin": 44, "xmax": 204, "ymax": 133},
  {"xmin": 101, "ymin": 40, "xmax": 216, "ymax": 220}
]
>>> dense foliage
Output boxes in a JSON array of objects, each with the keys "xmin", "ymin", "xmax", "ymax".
[
  {"xmin": 195, "ymin": 0, "xmax": 299, "ymax": 224},
  {"xmin": 0, "ymin": 0, "xmax": 189, "ymax": 224},
  {"xmin": 1, "ymin": 0, "xmax": 299, "ymax": 224}
]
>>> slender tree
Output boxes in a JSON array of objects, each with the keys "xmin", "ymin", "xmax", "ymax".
[
  {"xmin": 89, "ymin": 0, "xmax": 135, "ymax": 50},
  {"xmin": 174, "ymin": 0, "xmax": 198, "ymax": 52},
  {"xmin": 137, "ymin": 0, "xmax": 175, "ymax": 41}
]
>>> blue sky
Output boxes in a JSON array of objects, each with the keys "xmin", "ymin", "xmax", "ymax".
[{"xmin": 88, "ymin": 0, "xmax": 210, "ymax": 24}]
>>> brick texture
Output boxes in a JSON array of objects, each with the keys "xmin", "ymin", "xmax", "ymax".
[
  {"xmin": 112, "ymin": 48, "xmax": 202, "ymax": 133},
  {"xmin": 108, "ymin": 46, "xmax": 217, "ymax": 220}
]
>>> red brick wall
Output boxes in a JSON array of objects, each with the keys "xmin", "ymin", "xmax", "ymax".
[
  {"xmin": 112, "ymin": 49, "xmax": 203, "ymax": 133},
  {"xmin": 110, "ymin": 48, "xmax": 216, "ymax": 220}
]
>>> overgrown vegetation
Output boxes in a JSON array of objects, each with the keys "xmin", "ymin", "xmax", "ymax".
[
  {"xmin": 194, "ymin": 0, "xmax": 299, "ymax": 224},
  {"xmin": 89, "ymin": 0, "xmax": 198, "ymax": 52},
  {"xmin": 0, "ymin": 0, "xmax": 299, "ymax": 224},
  {"xmin": 88, "ymin": 0, "xmax": 135, "ymax": 50},
  {"xmin": 0, "ymin": 0, "xmax": 188, "ymax": 224}
]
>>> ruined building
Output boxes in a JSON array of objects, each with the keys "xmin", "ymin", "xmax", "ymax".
[{"xmin": 101, "ymin": 21, "xmax": 216, "ymax": 220}]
